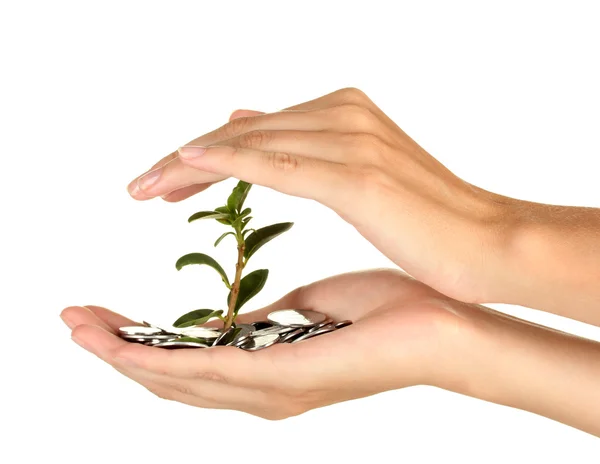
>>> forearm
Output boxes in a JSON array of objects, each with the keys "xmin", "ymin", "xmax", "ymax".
[
  {"xmin": 440, "ymin": 302, "xmax": 600, "ymax": 436},
  {"xmin": 492, "ymin": 200, "xmax": 600, "ymax": 325}
]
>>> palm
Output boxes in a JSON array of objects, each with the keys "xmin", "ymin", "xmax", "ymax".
[{"xmin": 63, "ymin": 269, "xmax": 452, "ymax": 418}]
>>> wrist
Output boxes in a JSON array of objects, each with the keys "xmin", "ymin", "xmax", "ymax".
[
  {"xmin": 487, "ymin": 199, "xmax": 600, "ymax": 322},
  {"xmin": 435, "ymin": 302, "xmax": 600, "ymax": 435}
]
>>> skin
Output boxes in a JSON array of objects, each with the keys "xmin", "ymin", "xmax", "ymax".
[{"xmin": 62, "ymin": 88, "xmax": 600, "ymax": 435}]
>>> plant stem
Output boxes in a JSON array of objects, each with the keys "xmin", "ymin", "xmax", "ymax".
[{"xmin": 224, "ymin": 239, "xmax": 245, "ymax": 331}]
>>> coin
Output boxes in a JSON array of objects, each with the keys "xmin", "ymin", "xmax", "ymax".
[
  {"xmin": 119, "ymin": 326, "xmax": 165, "ymax": 336},
  {"xmin": 267, "ymin": 309, "xmax": 327, "ymax": 327},
  {"xmin": 334, "ymin": 320, "xmax": 353, "ymax": 329},
  {"xmin": 119, "ymin": 311, "xmax": 353, "ymax": 351},
  {"xmin": 307, "ymin": 318, "xmax": 334, "ymax": 333},
  {"xmin": 250, "ymin": 321, "xmax": 273, "ymax": 331},
  {"xmin": 240, "ymin": 333, "xmax": 280, "ymax": 351},
  {"xmin": 291, "ymin": 325, "xmax": 337, "ymax": 343},
  {"xmin": 121, "ymin": 334, "xmax": 174, "ymax": 341},
  {"xmin": 231, "ymin": 324, "xmax": 255, "ymax": 345},
  {"xmin": 252, "ymin": 325, "xmax": 296, "ymax": 337},
  {"xmin": 213, "ymin": 327, "xmax": 242, "ymax": 347},
  {"xmin": 153, "ymin": 341, "xmax": 209, "ymax": 349},
  {"xmin": 279, "ymin": 327, "xmax": 305, "ymax": 343},
  {"xmin": 178, "ymin": 327, "xmax": 221, "ymax": 339}
]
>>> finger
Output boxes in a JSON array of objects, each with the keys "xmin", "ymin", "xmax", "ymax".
[
  {"xmin": 160, "ymin": 182, "xmax": 213, "ymax": 202},
  {"xmin": 235, "ymin": 269, "xmax": 415, "ymax": 324},
  {"xmin": 60, "ymin": 306, "xmax": 116, "ymax": 333},
  {"xmin": 129, "ymin": 105, "xmax": 379, "ymax": 200},
  {"xmin": 214, "ymin": 130, "xmax": 374, "ymax": 165},
  {"xmin": 82, "ymin": 305, "xmax": 138, "ymax": 333},
  {"xmin": 177, "ymin": 145, "xmax": 356, "ymax": 211},
  {"xmin": 112, "ymin": 369, "xmax": 224, "ymax": 410},
  {"xmin": 127, "ymin": 156, "xmax": 224, "ymax": 200},
  {"xmin": 114, "ymin": 364, "xmax": 277, "ymax": 415}
]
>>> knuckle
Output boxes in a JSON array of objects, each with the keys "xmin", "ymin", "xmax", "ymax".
[
  {"xmin": 268, "ymin": 151, "xmax": 299, "ymax": 172},
  {"xmin": 220, "ymin": 116, "xmax": 252, "ymax": 139},
  {"xmin": 336, "ymin": 87, "xmax": 370, "ymax": 104},
  {"xmin": 194, "ymin": 370, "xmax": 227, "ymax": 383},
  {"xmin": 239, "ymin": 130, "xmax": 271, "ymax": 149},
  {"xmin": 168, "ymin": 382, "xmax": 194, "ymax": 396},
  {"xmin": 346, "ymin": 133, "xmax": 388, "ymax": 160},
  {"xmin": 331, "ymin": 103, "xmax": 377, "ymax": 130}
]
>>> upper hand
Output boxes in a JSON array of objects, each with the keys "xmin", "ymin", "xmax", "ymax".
[
  {"xmin": 60, "ymin": 269, "xmax": 462, "ymax": 419},
  {"xmin": 126, "ymin": 88, "xmax": 517, "ymax": 304}
]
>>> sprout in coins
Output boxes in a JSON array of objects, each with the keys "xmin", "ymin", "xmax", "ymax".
[{"xmin": 173, "ymin": 181, "xmax": 293, "ymax": 332}]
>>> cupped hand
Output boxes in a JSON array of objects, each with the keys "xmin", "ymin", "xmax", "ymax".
[
  {"xmin": 61, "ymin": 269, "xmax": 463, "ymax": 419},
  {"xmin": 127, "ymin": 88, "xmax": 517, "ymax": 304}
]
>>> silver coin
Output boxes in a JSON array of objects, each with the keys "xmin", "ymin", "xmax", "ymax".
[
  {"xmin": 178, "ymin": 327, "xmax": 222, "ymax": 339},
  {"xmin": 251, "ymin": 321, "xmax": 273, "ymax": 331},
  {"xmin": 240, "ymin": 333, "xmax": 280, "ymax": 351},
  {"xmin": 212, "ymin": 326, "xmax": 242, "ymax": 347},
  {"xmin": 291, "ymin": 325, "xmax": 336, "ymax": 343},
  {"xmin": 121, "ymin": 332, "xmax": 174, "ymax": 339},
  {"xmin": 267, "ymin": 309, "xmax": 327, "ymax": 328},
  {"xmin": 279, "ymin": 327, "xmax": 306, "ymax": 343},
  {"xmin": 231, "ymin": 324, "xmax": 255, "ymax": 344},
  {"xmin": 153, "ymin": 341, "xmax": 209, "ymax": 349},
  {"xmin": 252, "ymin": 325, "xmax": 296, "ymax": 337},
  {"xmin": 334, "ymin": 320, "xmax": 353, "ymax": 329},
  {"xmin": 307, "ymin": 318, "xmax": 334, "ymax": 333},
  {"xmin": 119, "ymin": 326, "xmax": 165, "ymax": 336}
]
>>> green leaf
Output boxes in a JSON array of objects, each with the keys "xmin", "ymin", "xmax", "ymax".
[
  {"xmin": 176, "ymin": 253, "xmax": 231, "ymax": 287},
  {"xmin": 227, "ymin": 181, "xmax": 252, "ymax": 213},
  {"xmin": 214, "ymin": 231, "xmax": 235, "ymax": 247},
  {"xmin": 172, "ymin": 309, "xmax": 224, "ymax": 328},
  {"xmin": 244, "ymin": 223, "xmax": 293, "ymax": 261},
  {"xmin": 188, "ymin": 211, "xmax": 230, "ymax": 223},
  {"xmin": 241, "ymin": 217, "xmax": 253, "ymax": 230},
  {"xmin": 242, "ymin": 228, "xmax": 256, "ymax": 239},
  {"xmin": 231, "ymin": 208, "xmax": 252, "ymax": 230},
  {"xmin": 227, "ymin": 269, "xmax": 269, "ymax": 314},
  {"xmin": 214, "ymin": 206, "xmax": 233, "ymax": 225}
]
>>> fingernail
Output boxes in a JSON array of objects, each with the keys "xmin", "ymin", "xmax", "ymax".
[
  {"xmin": 138, "ymin": 168, "xmax": 163, "ymax": 190},
  {"xmin": 60, "ymin": 314, "xmax": 76, "ymax": 329},
  {"xmin": 178, "ymin": 146, "xmax": 207, "ymax": 159}
]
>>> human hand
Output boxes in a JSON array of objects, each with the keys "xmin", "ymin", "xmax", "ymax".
[
  {"xmin": 126, "ymin": 88, "xmax": 517, "ymax": 305},
  {"xmin": 60, "ymin": 269, "xmax": 462, "ymax": 419}
]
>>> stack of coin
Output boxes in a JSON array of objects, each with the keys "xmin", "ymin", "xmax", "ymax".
[{"xmin": 118, "ymin": 309, "xmax": 352, "ymax": 350}]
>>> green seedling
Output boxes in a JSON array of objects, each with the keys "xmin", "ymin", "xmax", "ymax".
[{"xmin": 173, "ymin": 181, "xmax": 293, "ymax": 331}]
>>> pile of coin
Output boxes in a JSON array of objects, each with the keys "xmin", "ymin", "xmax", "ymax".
[{"xmin": 118, "ymin": 309, "xmax": 352, "ymax": 351}]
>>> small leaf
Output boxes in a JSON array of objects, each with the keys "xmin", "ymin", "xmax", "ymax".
[
  {"xmin": 188, "ymin": 211, "xmax": 230, "ymax": 223},
  {"xmin": 173, "ymin": 309, "xmax": 224, "ymax": 328},
  {"xmin": 214, "ymin": 206, "xmax": 233, "ymax": 225},
  {"xmin": 214, "ymin": 231, "xmax": 235, "ymax": 247},
  {"xmin": 244, "ymin": 223, "xmax": 293, "ymax": 261},
  {"xmin": 227, "ymin": 181, "xmax": 252, "ymax": 213},
  {"xmin": 241, "ymin": 217, "xmax": 253, "ymax": 230},
  {"xmin": 176, "ymin": 253, "xmax": 230, "ymax": 287},
  {"xmin": 239, "ymin": 208, "xmax": 251, "ymax": 218},
  {"xmin": 227, "ymin": 269, "xmax": 269, "ymax": 314},
  {"xmin": 242, "ymin": 228, "xmax": 256, "ymax": 239}
]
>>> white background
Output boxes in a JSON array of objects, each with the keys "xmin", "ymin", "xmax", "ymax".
[{"xmin": 1, "ymin": 0, "xmax": 599, "ymax": 462}]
